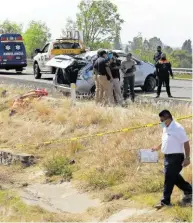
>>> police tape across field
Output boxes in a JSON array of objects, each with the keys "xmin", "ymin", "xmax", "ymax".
[{"xmin": 8, "ymin": 114, "xmax": 192, "ymax": 149}]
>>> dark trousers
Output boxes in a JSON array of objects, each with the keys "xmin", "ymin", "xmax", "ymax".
[
  {"xmin": 157, "ymin": 75, "xmax": 171, "ymax": 96},
  {"xmin": 162, "ymin": 154, "xmax": 192, "ymax": 205},
  {"xmin": 123, "ymin": 76, "xmax": 135, "ymax": 100}
]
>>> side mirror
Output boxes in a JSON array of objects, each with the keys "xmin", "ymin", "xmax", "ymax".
[{"xmin": 35, "ymin": 48, "xmax": 41, "ymax": 54}]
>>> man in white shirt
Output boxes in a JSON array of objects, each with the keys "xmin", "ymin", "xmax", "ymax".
[{"xmin": 152, "ymin": 110, "xmax": 192, "ymax": 209}]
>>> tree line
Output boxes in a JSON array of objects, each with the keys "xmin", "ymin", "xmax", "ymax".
[
  {"xmin": 126, "ymin": 34, "xmax": 192, "ymax": 68},
  {"xmin": 0, "ymin": 0, "xmax": 191, "ymax": 68}
]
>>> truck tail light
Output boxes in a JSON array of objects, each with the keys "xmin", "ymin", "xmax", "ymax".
[
  {"xmin": 1, "ymin": 37, "xmax": 7, "ymax": 41},
  {"xmin": 7, "ymin": 55, "xmax": 13, "ymax": 60},
  {"xmin": 16, "ymin": 36, "xmax": 23, "ymax": 41}
]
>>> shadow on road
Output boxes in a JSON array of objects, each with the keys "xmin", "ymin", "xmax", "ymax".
[
  {"xmin": 0, "ymin": 71, "xmax": 32, "ymax": 75},
  {"xmin": 42, "ymin": 78, "xmax": 53, "ymax": 81},
  {"xmin": 171, "ymin": 96, "xmax": 191, "ymax": 99}
]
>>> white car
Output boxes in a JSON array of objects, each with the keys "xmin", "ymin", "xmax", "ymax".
[
  {"xmin": 76, "ymin": 51, "xmax": 157, "ymax": 93},
  {"xmin": 51, "ymin": 52, "xmax": 157, "ymax": 96}
]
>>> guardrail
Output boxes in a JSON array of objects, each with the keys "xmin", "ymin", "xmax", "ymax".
[{"xmin": 172, "ymin": 68, "xmax": 192, "ymax": 75}]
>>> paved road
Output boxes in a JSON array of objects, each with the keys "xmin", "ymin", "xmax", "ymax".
[{"xmin": 0, "ymin": 67, "xmax": 192, "ymax": 102}]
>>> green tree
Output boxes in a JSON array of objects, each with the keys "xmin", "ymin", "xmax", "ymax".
[
  {"xmin": 91, "ymin": 41, "xmax": 112, "ymax": 50},
  {"xmin": 164, "ymin": 46, "xmax": 173, "ymax": 54},
  {"xmin": 148, "ymin": 37, "xmax": 163, "ymax": 51},
  {"xmin": 131, "ymin": 33, "xmax": 143, "ymax": 52},
  {"xmin": 23, "ymin": 21, "xmax": 51, "ymax": 58},
  {"xmin": 171, "ymin": 50, "xmax": 192, "ymax": 68},
  {"xmin": 0, "ymin": 20, "xmax": 23, "ymax": 34},
  {"xmin": 76, "ymin": 0, "xmax": 124, "ymax": 49},
  {"xmin": 182, "ymin": 39, "xmax": 192, "ymax": 54}
]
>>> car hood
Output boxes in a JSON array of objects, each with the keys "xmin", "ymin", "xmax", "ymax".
[{"xmin": 46, "ymin": 55, "xmax": 75, "ymax": 69}]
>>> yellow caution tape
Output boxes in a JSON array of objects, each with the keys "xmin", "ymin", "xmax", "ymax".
[{"xmin": 10, "ymin": 114, "xmax": 191, "ymax": 149}]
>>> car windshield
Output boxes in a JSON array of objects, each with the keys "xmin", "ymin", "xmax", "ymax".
[{"xmin": 53, "ymin": 42, "xmax": 80, "ymax": 49}]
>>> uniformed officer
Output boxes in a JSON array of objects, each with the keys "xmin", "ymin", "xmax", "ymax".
[
  {"xmin": 153, "ymin": 46, "xmax": 162, "ymax": 63},
  {"xmin": 109, "ymin": 52, "xmax": 123, "ymax": 105},
  {"xmin": 154, "ymin": 46, "xmax": 165, "ymax": 87},
  {"xmin": 93, "ymin": 49, "xmax": 102, "ymax": 104},
  {"xmin": 152, "ymin": 110, "xmax": 192, "ymax": 209},
  {"xmin": 155, "ymin": 53, "xmax": 173, "ymax": 98},
  {"xmin": 94, "ymin": 50, "xmax": 114, "ymax": 105},
  {"xmin": 121, "ymin": 53, "xmax": 136, "ymax": 102}
]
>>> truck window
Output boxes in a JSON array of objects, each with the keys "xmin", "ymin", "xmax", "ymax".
[
  {"xmin": 14, "ymin": 43, "xmax": 22, "ymax": 51},
  {"xmin": 42, "ymin": 44, "xmax": 50, "ymax": 53},
  {"xmin": 53, "ymin": 42, "xmax": 80, "ymax": 49},
  {"xmin": 4, "ymin": 43, "xmax": 12, "ymax": 52}
]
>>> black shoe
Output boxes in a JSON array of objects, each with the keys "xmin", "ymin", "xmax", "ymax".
[
  {"xmin": 168, "ymin": 95, "xmax": 173, "ymax": 98},
  {"xmin": 154, "ymin": 202, "xmax": 172, "ymax": 210},
  {"xmin": 131, "ymin": 98, "xmax": 135, "ymax": 102},
  {"xmin": 179, "ymin": 194, "xmax": 192, "ymax": 206},
  {"xmin": 156, "ymin": 95, "xmax": 160, "ymax": 98}
]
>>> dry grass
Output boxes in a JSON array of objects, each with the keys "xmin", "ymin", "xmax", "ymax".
[{"xmin": 0, "ymin": 84, "xmax": 192, "ymax": 222}]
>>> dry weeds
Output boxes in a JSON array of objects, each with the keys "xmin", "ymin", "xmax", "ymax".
[{"xmin": 0, "ymin": 84, "xmax": 192, "ymax": 222}]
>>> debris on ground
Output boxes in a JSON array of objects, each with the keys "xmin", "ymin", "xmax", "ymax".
[{"xmin": 10, "ymin": 89, "xmax": 48, "ymax": 116}]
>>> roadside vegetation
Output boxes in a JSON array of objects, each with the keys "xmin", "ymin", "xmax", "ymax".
[
  {"xmin": 0, "ymin": 84, "xmax": 192, "ymax": 222},
  {"xmin": 174, "ymin": 73, "xmax": 192, "ymax": 80}
]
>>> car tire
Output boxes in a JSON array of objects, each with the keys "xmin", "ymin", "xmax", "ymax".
[
  {"xmin": 89, "ymin": 85, "xmax": 96, "ymax": 98},
  {"xmin": 34, "ymin": 63, "xmax": 41, "ymax": 79},
  {"xmin": 141, "ymin": 75, "xmax": 156, "ymax": 92}
]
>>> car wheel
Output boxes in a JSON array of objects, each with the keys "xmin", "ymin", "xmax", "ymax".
[
  {"xmin": 141, "ymin": 75, "xmax": 156, "ymax": 92},
  {"xmin": 34, "ymin": 63, "xmax": 41, "ymax": 79},
  {"xmin": 89, "ymin": 85, "xmax": 96, "ymax": 98}
]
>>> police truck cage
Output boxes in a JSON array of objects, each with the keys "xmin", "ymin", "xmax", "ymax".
[{"xmin": 59, "ymin": 31, "xmax": 80, "ymax": 41}]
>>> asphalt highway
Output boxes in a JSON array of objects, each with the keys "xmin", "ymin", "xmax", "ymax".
[{"xmin": 0, "ymin": 67, "xmax": 192, "ymax": 102}]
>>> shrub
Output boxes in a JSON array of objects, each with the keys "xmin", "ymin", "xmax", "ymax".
[
  {"xmin": 81, "ymin": 168, "xmax": 126, "ymax": 189},
  {"xmin": 44, "ymin": 156, "xmax": 73, "ymax": 181}
]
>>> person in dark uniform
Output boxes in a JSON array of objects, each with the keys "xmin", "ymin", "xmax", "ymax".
[
  {"xmin": 156, "ymin": 53, "xmax": 173, "ymax": 98},
  {"xmin": 93, "ymin": 49, "xmax": 103, "ymax": 104},
  {"xmin": 109, "ymin": 52, "xmax": 122, "ymax": 105},
  {"xmin": 153, "ymin": 46, "xmax": 162, "ymax": 63},
  {"xmin": 153, "ymin": 46, "xmax": 165, "ymax": 87},
  {"xmin": 94, "ymin": 50, "xmax": 114, "ymax": 105}
]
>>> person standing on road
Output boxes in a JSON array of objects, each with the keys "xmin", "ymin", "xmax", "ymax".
[
  {"xmin": 109, "ymin": 52, "xmax": 123, "ymax": 105},
  {"xmin": 156, "ymin": 53, "xmax": 173, "ymax": 98},
  {"xmin": 121, "ymin": 53, "xmax": 136, "ymax": 102},
  {"xmin": 153, "ymin": 46, "xmax": 162, "ymax": 63},
  {"xmin": 154, "ymin": 46, "xmax": 165, "ymax": 87},
  {"xmin": 94, "ymin": 50, "xmax": 114, "ymax": 105},
  {"xmin": 152, "ymin": 110, "xmax": 192, "ymax": 209},
  {"xmin": 93, "ymin": 49, "xmax": 102, "ymax": 104}
]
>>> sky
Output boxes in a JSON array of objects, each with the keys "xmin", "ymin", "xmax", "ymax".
[{"xmin": 0, "ymin": 0, "xmax": 192, "ymax": 47}]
